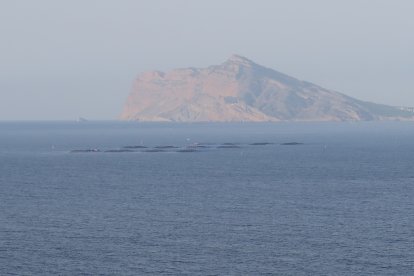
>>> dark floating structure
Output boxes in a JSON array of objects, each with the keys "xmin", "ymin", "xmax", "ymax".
[
  {"xmin": 192, "ymin": 145, "xmax": 210, "ymax": 148},
  {"xmin": 154, "ymin": 145, "xmax": 179, "ymax": 149},
  {"xmin": 217, "ymin": 145, "xmax": 241, "ymax": 149},
  {"xmin": 104, "ymin": 149, "xmax": 134, "ymax": 153},
  {"xmin": 123, "ymin": 145, "xmax": 147, "ymax": 149},
  {"xmin": 176, "ymin": 148, "xmax": 198, "ymax": 153},
  {"xmin": 281, "ymin": 142, "xmax": 304, "ymax": 146},
  {"xmin": 70, "ymin": 141, "xmax": 306, "ymax": 154},
  {"xmin": 250, "ymin": 142, "xmax": 274, "ymax": 146},
  {"xmin": 70, "ymin": 149, "xmax": 101, "ymax": 153},
  {"xmin": 143, "ymin": 149, "xmax": 166, "ymax": 153}
]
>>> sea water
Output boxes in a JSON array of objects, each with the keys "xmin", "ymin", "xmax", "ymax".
[{"xmin": 0, "ymin": 122, "xmax": 413, "ymax": 275}]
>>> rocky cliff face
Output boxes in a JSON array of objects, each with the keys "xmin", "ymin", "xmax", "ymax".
[{"xmin": 120, "ymin": 55, "xmax": 414, "ymax": 122}]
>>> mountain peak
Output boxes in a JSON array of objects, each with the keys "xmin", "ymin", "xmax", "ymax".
[{"xmin": 225, "ymin": 54, "xmax": 255, "ymax": 66}]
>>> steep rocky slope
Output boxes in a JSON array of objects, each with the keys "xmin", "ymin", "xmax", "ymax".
[{"xmin": 120, "ymin": 55, "xmax": 413, "ymax": 121}]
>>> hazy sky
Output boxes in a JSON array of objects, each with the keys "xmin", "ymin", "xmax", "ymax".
[{"xmin": 1, "ymin": 0, "xmax": 413, "ymax": 120}]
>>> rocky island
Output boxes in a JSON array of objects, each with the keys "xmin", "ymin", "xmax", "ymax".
[{"xmin": 120, "ymin": 55, "xmax": 414, "ymax": 122}]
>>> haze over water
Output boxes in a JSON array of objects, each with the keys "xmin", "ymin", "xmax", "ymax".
[
  {"xmin": 1, "ymin": 122, "xmax": 413, "ymax": 275},
  {"xmin": 1, "ymin": 1, "xmax": 413, "ymax": 120}
]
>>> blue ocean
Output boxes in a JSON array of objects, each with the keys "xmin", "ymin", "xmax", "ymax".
[{"xmin": 0, "ymin": 122, "xmax": 413, "ymax": 275}]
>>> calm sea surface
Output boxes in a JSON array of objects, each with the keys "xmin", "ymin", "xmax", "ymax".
[{"xmin": 0, "ymin": 122, "xmax": 413, "ymax": 275}]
